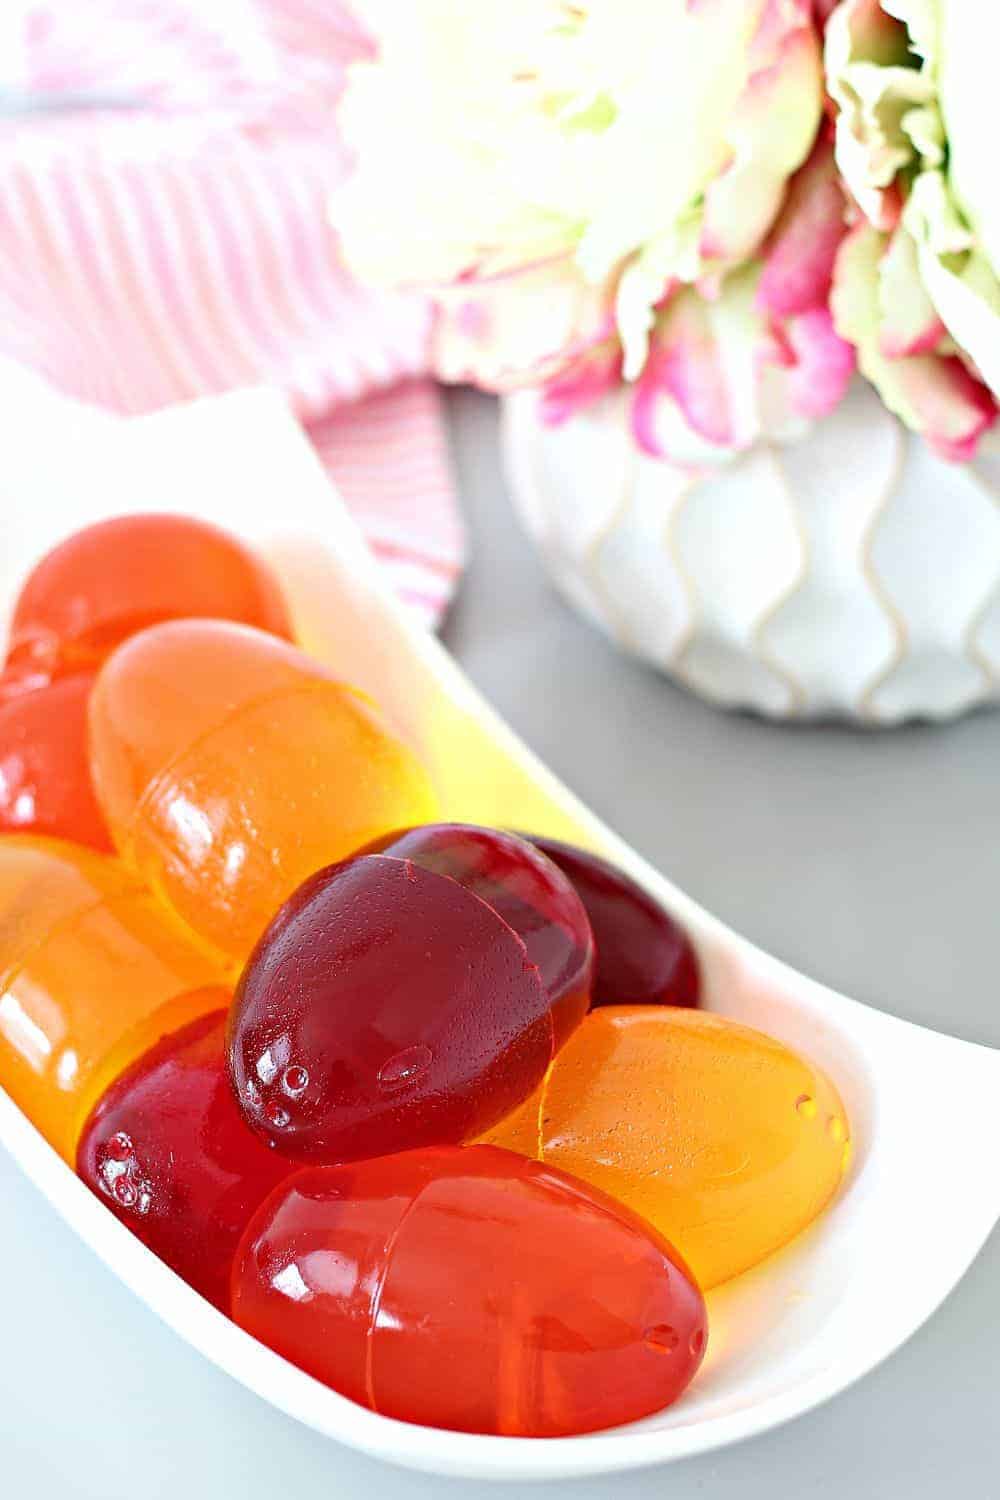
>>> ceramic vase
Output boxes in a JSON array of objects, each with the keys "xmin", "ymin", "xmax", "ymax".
[{"xmin": 502, "ymin": 381, "xmax": 1000, "ymax": 723}]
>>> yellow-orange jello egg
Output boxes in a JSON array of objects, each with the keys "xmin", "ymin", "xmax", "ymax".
[
  {"xmin": 88, "ymin": 620, "xmax": 438, "ymax": 966},
  {"xmin": 480, "ymin": 1006, "xmax": 850, "ymax": 1288},
  {"xmin": 0, "ymin": 835, "xmax": 227, "ymax": 1162}
]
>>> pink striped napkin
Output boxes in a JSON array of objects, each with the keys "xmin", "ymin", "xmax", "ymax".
[{"xmin": 0, "ymin": 0, "xmax": 463, "ymax": 626}]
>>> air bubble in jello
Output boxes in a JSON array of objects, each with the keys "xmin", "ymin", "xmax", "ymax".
[
  {"xmin": 480, "ymin": 1005, "xmax": 850, "ymax": 1288},
  {"xmin": 0, "ymin": 835, "xmax": 228, "ymax": 1161},
  {"xmin": 6, "ymin": 513, "xmax": 292, "ymax": 680},
  {"xmin": 77, "ymin": 1011, "xmax": 298, "ymax": 1310},
  {"xmin": 88, "ymin": 620, "xmax": 438, "ymax": 965},
  {"xmin": 362, "ymin": 824, "xmax": 594, "ymax": 1044},
  {"xmin": 0, "ymin": 671, "xmax": 111, "ymax": 851},
  {"xmin": 227, "ymin": 854, "xmax": 555, "ymax": 1161},
  {"xmin": 231, "ymin": 1145, "xmax": 708, "ymax": 1437}
]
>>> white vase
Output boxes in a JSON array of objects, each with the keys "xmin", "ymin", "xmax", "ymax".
[{"xmin": 502, "ymin": 380, "xmax": 1000, "ymax": 723}]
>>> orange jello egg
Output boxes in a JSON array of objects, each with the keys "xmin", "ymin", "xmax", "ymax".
[
  {"xmin": 480, "ymin": 1006, "xmax": 850, "ymax": 1289},
  {"xmin": 88, "ymin": 620, "xmax": 439, "ymax": 965},
  {"xmin": 0, "ymin": 835, "xmax": 227, "ymax": 1162},
  {"xmin": 6, "ymin": 513, "xmax": 292, "ymax": 680}
]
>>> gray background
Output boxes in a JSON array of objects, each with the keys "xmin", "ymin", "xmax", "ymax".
[{"xmin": 2, "ymin": 389, "xmax": 997, "ymax": 1495}]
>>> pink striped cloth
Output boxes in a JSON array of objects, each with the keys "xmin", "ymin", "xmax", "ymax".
[{"xmin": 0, "ymin": 0, "xmax": 464, "ymax": 625}]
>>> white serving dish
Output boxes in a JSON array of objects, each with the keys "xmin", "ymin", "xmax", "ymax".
[{"xmin": 0, "ymin": 374, "xmax": 998, "ymax": 1483}]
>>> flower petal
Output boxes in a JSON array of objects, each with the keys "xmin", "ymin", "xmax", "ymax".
[
  {"xmin": 876, "ymin": 224, "xmax": 946, "ymax": 358},
  {"xmin": 757, "ymin": 135, "xmax": 847, "ymax": 317},
  {"xmin": 632, "ymin": 261, "xmax": 851, "ymax": 464},
  {"xmin": 826, "ymin": 0, "xmax": 927, "ymax": 229},
  {"xmin": 904, "ymin": 171, "xmax": 1000, "ymax": 400},
  {"xmin": 831, "ymin": 219, "xmax": 998, "ymax": 458},
  {"xmin": 783, "ymin": 306, "xmax": 857, "ymax": 418},
  {"xmin": 701, "ymin": 24, "xmax": 824, "ymax": 267},
  {"xmin": 539, "ymin": 341, "xmax": 624, "ymax": 425},
  {"xmin": 430, "ymin": 256, "xmax": 614, "ymax": 391},
  {"xmin": 878, "ymin": 354, "xmax": 998, "ymax": 462},
  {"xmin": 636, "ymin": 290, "xmax": 740, "ymax": 454}
]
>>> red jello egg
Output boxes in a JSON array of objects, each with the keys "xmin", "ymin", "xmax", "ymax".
[
  {"xmin": 363, "ymin": 824, "xmax": 593, "ymax": 1045},
  {"xmin": 0, "ymin": 671, "xmax": 111, "ymax": 850},
  {"xmin": 227, "ymin": 855, "xmax": 554, "ymax": 1162},
  {"xmin": 77, "ymin": 1009, "xmax": 298, "ymax": 1310},
  {"xmin": 6, "ymin": 513, "xmax": 291, "ymax": 679},
  {"xmin": 231, "ymin": 1145, "xmax": 707, "ymax": 1436},
  {"xmin": 525, "ymin": 836, "xmax": 700, "ymax": 1009},
  {"xmin": 0, "ymin": 666, "xmax": 47, "ymax": 704}
]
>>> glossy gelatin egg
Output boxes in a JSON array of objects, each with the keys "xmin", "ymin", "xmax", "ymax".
[
  {"xmin": 228, "ymin": 855, "xmax": 554, "ymax": 1161},
  {"xmin": 0, "ymin": 835, "xmax": 228, "ymax": 1162},
  {"xmin": 232, "ymin": 1145, "xmax": 707, "ymax": 1437},
  {"xmin": 364, "ymin": 825, "xmax": 593, "ymax": 1045},
  {"xmin": 0, "ymin": 672, "xmax": 111, "ymax": 851},
  {"xmin": 89, "ymin": 620, "xmax": 438, "ymax": 965},
  {"xmin": 481, "ymin": 1006, "xmax": 851, "ymax": 1288},
  {"xmin": 6, "ymin": 513, "xmax": 292, "ymax": 679},
  {"xmin": 0, "ymin": 667, "xmax": 47, "ymax": 704},
  {"xmin": 525, "ymin": 836, "xmax": 700, "ymax": 1009},
  {"xmin": 78, "ymin": 1011, "xmax": 298, "ymax": 1310}
]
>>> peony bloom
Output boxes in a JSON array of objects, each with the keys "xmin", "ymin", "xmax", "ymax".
[
  {"xmin": 826, "ymin": 0, "xmax": 999, "ymax": 458},
  {"xmin": 335, "ymin": 0, "xmax": 854, "ymax": 465}
]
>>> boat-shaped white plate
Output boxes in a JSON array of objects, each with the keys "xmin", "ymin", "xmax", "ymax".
[{"xmin": 1, "ymin": 376, "xmax": 998, "ymax": 1483}]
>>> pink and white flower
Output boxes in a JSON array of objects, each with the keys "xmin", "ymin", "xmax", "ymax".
[
  {"xmin": 825, "ymin": 0, "xmax": 1000, "ymax": 458},
  {"xmin": 335, "ymin": 1, "xmax": 852, "ymax": 464},
  {"xmin": 632, "ymin": 135, "xmax": 854, "ymax": 465}
]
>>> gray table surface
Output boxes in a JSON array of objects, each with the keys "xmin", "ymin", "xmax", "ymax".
[{"xmin": 3, "ymin": 387, "xmax": 998, "ymax": 1496}]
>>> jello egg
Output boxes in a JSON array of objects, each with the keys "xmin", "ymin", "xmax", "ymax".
[
  {"xmin": 363, "ymin": 825, "xmax": 594, "ymax": 1045},
  {"xmin": 78, "ymin": 1011, "xmax": 298, "ymax": 1310},
  {"xmin": 524, "ymin": 836, "xmax": 700, "ymax": 1009},
  {"xmin": 6, "ymin": 513, "xmax": 292, "ymax": 679},
  {"xmin": 228, "ymin": 854, "xmax": 554, "ymax": 1161},
  {"xmin": 88, "ymin": 620, "xmax": 438, "ymax": 965},
  {"xmin": 480, "ymin": 1006, "xmax": 850, "ymax": 1288},
  {"xmin": 231, "ymin": 1145, "xmax": 707, "ymax": 1437},
  {"xmin": 0, "ymin": 666, "xmax": 46, "ymax": 704},
  {"xmin": 0, "ymin": 672, "xmax": 111, "ymax": 851},
  {"xmin": 0, "ymin": 835, "xmax": 228, "ymax": 1162}
]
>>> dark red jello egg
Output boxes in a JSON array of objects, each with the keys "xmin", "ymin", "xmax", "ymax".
[
  {"xmin": 524, "ymin": 836, "xmax": 700, "ymax": 1009},
  {"xmin": 227, "ymin": 853, "xmax": 557, "ymax": 1162},
  {"xmin": 362, "ymin": 823, "xmax": 593, "ymax": 1044}
]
